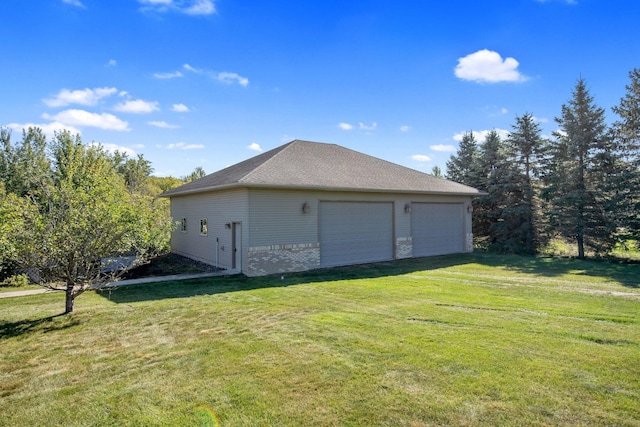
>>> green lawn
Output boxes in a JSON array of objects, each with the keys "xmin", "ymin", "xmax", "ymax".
[{"xmin": 1, "ymin": 253, "xmax": 639, "ymax": 426}]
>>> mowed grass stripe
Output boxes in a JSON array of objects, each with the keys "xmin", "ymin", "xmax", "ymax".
[{"xmin": 1, "ymin": 253, "xmax": 639, "ymax": 426}]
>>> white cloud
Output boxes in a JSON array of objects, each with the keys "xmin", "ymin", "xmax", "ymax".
[
  {"xmin": 62, "ymin": 0, "xmax": 85, "ymax": 7},
  {"xmin": 138, "ymin": 0, "xmax": 216, "ymax": 15},
  {"xmin": 90, "ymin": 142, "xmax": 136, "ymax": 156},
  {"xmin": 400, "ymin": 125, "xmax": 411, "ymax": 132},
  {"xmin": 6, "ymin": 121, "xmax": 81, "ymax": 138},
  {"xmin": 172, "ymin": 103, "xmax": 190, "ymax": 112},
  {"xmin": 106, "ymin": 59, "xmax": 117, "ymax": 67},
  {"xmin": 154, "ymin": 71, "xmax": 183, "ymax": 79},
  {"xmin": 359, "ymin": 122, "xmax": 377, "ymax": 131},
  {"xmin": 167, "ymin": 142, "xmax": 205, "ymax": 150},
  {"xmin": 43, "ymin": 109, "xmax": 130, "ymax": 131},
  {"xmin": 247, "ymin": 142, "xmax": 263, "ymax": 152},
  {"xmin": 338, "ymin": 122, "xmax": 354, "ymax": 131},
  {"xmin": 533, "ymin": 115, "xmax": 550, "ymax": 123},
  {"xmin": 44, "ymin": 87, "xmax": 118, "ymax": 107},
  {"xmin": 453, "ymin": 129, "xmax": 510, "ymax": 143},
  {"xmin": 430, "ymin": 144, "xmax": 457, "ymax": 152},
  {"xmin": 183, "ymin": 63, "xmax": 201, "ymax": 73},
  {"xmin": 148, "ymin": 121, "xmax": 179, "ymax": 129},
  {"xmin": 114, "ymin": 99, "xmax": 159, "ymax": 114},
  {"xmin": 412, "ymin": 154, "xmax": 431, "ymax": 162},
  {"xmin": 184, "ymin": 0, "xmax": 215, "ymax": 15},
  {"xmin": 455, "ymin": 49, "xmax": 527, "ymax": 83},
  {"xmin": 217, "ymin": 72, "xmax": 249, "ymax": 87}
]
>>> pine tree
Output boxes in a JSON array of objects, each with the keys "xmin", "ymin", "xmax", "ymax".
[
  {"xmin": 611, "ymin": 68, "xmax": 640, "ymax": 243},
  {"xmin": 446, "ymin": 131, "xmax": 480, "ymax": 187},
  {"xmin": 542, "ymin": 78, "xmax": 615, "ymax": 257},
  {"xmin": 473, "ymin": 130, "xmax": 508, "ymax": 248},
  {"xmin": 504, "ymin": 113, "xmax": 547, "ymax": 254}
]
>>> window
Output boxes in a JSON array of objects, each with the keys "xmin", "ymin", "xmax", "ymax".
[
  {"xmin": 180, "ymin": 218, "xmax": 187, "ymax": 233},
  {"xmin": 200, "ymin": 218, "xmax": 208, "ymax": 236}
]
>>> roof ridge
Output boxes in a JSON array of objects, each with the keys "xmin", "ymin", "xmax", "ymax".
[{"xmin": 239, "ymin": 140, "xmax": 299, "ymax": 183}]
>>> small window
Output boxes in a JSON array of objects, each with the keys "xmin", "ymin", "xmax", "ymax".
[
  {"xmin": 180, "ymin": 218, "xmax": 187, "ymax": 233},
  {"xmin": 200, "ymin": 218, "xmax": 208, "ymax": 236}
]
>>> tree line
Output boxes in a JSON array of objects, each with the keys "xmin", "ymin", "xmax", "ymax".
[
  {"xmin": 446, "ymin": 70, "xmax": 640, "ymax": 257},
  {"xmin": 0, "ymin": 129, "xmax": 207, "ymax": 313}
]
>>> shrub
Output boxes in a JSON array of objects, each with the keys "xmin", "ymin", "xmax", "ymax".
[{"xmin": 1, "ymin": 274, "xmax": 29, "ymax": 287}]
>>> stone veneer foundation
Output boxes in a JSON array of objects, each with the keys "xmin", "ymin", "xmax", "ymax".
[
  {"xmin": 247, "ymin": 243, "xmax": 320, "ymax": 276},
  {"xmin": 395, "ymin": 237, "xmax": 413, "ymax": 259}
]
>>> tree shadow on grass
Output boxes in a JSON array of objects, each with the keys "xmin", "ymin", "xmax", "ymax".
[
  {"xmin": 471, "ymin": 251, "xmax": 640, "ymax": 288},
  {"xmin": 97, "ymin": 251, "xmax": 639, "ymax": 305},
  {"xmin": 98, "ymin": 254, "xmax": 475, "ymax": 304},
  {"xmin": 0, "ymin": 313, "xmax": 80, "ymax": 340}
]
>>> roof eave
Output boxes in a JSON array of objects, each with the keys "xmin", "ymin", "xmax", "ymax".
[
  {"xmin": 161, "ymin": 182, "xmax": 484, "ymax": 197},
  {"xmin": 159, "ymin": 183, "xmax": 242, "ymax": 198}
]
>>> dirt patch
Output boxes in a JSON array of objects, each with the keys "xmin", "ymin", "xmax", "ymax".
[{"xmin": 121, "ymin": 253, "xmax": 220, "ymax": 280}]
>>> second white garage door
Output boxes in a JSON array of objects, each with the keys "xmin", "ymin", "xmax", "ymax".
[
  {"xmin": 412, "ymin": 203, "xmax": 464, "ymax": 257},
  {"xmin": 319, "ymin": 201, "xmax": 394, "ymax": 268}
]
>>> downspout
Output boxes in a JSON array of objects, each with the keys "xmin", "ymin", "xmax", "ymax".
[{"xmin": 216, "ymin": 237, "xmax": 219, "ymax": 270}]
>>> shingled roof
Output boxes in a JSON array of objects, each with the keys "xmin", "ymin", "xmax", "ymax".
[{"xmin": 161, "ymin": 140, "xmax": 483, "ymax": 197}]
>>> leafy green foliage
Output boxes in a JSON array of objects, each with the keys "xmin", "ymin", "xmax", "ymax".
[
  {"xmin": 0, "ymin": 274, "xmax": 29, "ymax": 287},
  {"xmin": 183, "ymin": 166, "xmax": 206, "ymax": 183},
  {"xmin": 0, "ymin": 128, "xmax": 173, "ymax": 313}
]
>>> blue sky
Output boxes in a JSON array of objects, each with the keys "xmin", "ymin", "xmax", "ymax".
[{"xmin": 1, "ymin": 0, "xmax": 639, "ymax": 178}]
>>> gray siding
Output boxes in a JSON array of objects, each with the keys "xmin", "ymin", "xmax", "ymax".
[
  {"xmin": 170, "ymin": 188, "xmax": 248, "ymax": 272},
  {"xmin": 170, "ymin": 187, "xmax": 474, "ymax": 276},
  {"xmin": 248, "ymin": 189, "xmax": 317, "ymax": 246}
]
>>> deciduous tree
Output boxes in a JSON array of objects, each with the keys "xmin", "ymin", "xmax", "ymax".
[{"xmin": 2, "ymin": 129, "xmax": 173, "ymax": 313}]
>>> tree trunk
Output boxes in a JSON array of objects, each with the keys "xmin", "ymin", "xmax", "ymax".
[
  {"xmin": 65, "ymin": 282, "xmax": 75, "ymax": 314},
  {"xmin": 577, "ymin": 234, "xmax": 585, "ymax": 258}
]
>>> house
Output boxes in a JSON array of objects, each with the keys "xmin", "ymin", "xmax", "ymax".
[{"xmin": 160, "ymin": 140, "xmax": 483, "ymax": 276}]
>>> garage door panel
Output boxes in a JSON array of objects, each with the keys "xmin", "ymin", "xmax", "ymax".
[
  {"xmin": 319, "ymin": 202, "xmax": 393, "ymax": 267},
  {"xmin": 412, "ymin": 203, "xmax": 464, "ymax": 257}
]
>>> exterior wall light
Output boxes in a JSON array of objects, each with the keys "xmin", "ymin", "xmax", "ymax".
[
  {"xmin": 404, "ymin": 203, "xmax": 411, "ymax": 213},
  {"xmin": 225, "ymin": 223, "xmax": 232, "ymax": 229},
  {"xmin": 302, "ymin": 202, "xmax": 310, "ymax": 214},
  {"xmin": 467, "ymin": 205, "xmax": 473, "ymax": 213}
]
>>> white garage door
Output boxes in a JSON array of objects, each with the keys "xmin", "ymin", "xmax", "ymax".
[
  {"xmin": 412, "ymin": 203, "xmax": 464, "ymax": 257},
  {"xmin": 319, "ymin": 202, "xmax": 394, "ymax": 268}
]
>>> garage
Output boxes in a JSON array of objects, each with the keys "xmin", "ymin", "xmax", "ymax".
[
  {"xmin": 412, "ymin": 203, "xmax": 464, "ymax": 257},
  {"xmin": 319, "ymin": 201, "xmax": 394, "ymax": 268}
]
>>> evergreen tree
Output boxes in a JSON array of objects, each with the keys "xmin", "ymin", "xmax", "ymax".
[
  {"xmin": 473, "ymin": 130, "xmax": 508, "ymax": 248},
  {"xmin": 503, "ymin": 113, "xmax": 547, "ymax": 254},
  {"xmin": 542, "ymin": 78, "xmax": 615, "ymax": 257},
  {"xmin": 446, "ymin": 131, "xmax": 480, "ymax": 187},
  {"xmin": 611, "ymin": 68, "xmax": 640, "ymax": 243}
]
